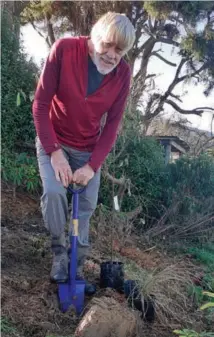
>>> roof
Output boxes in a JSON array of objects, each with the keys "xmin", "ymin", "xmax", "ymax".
[{"xmin": 154, "ymin": 136, "xmax": 190, "ymax": 152}]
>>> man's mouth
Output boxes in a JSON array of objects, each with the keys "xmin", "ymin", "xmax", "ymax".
[{"xmin": 100, "ymin": 57, "xmax": 114, "ymax": 66}]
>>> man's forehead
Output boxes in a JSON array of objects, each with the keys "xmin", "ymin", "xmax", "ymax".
[
  {"xmin": 101, "ymin": 38, "xmax": 116, "ymax": 45},
  {"xmin": 101, "ymin": 38, "xmax": 123, "ymax": 48}
]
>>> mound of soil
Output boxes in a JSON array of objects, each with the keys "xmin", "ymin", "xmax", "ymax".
[{"xmin": 75, "ymin": 296, "xmax": 137, "ymax": 337}]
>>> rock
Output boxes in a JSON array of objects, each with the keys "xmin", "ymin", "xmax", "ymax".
[{"xmin": 74, "ymin": 296, "xmax": 137, "ymax": 337}]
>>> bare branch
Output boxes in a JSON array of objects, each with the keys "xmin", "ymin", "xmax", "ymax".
[
  {"xmin": 148, "ymin": 15, "xmax": 153, "ymax": 32},
  {"xmin": 151, "ymin": 51, "xmax": 177, "ymax": 67},
  {"xmin": 102, "ymin": 166, "xmax": 126, "ymax": 186},
  {"xmin": 45, "ymin": 36, "xmax": 51, "ymax": 48},
  {"xmin": 165, "ymin": 99, "xmax": 214, "ymax": 116},
  {"xmin": 136, "ymin": 36, "xmax": 155, "ymax": 57},
  {"xmin": 132, "ymin": 10, "xmax": 148, "ymax": 52},
  {"xmin": 178, "ymin": 62, "xmax": 209, "ymax": 83},
  {"xmin": 146, "ymin": 73, "xmax": 157, "ymax": 79},
  {"xmin": 196, "ymin": 137, "xmax": 214, "ymax": 155},
  {"xmin": 143, "ymin": 23, "xmax": 156, "ymax": 39},
  {"xmin": 174, "ymin": 58, "xmax": 187, "ymax": 82},
  {"xmin": 157, "ymin": 37, "xmax": 180, "ymax": 48},
  {"xmin": 164, "ymin": 58, "xmax": 187, "ymax": 95},
  {"xmin": 133, "ymin": 37, "xmax": 155, "ymax": 85},
  {"xmin": 30, "ymin": 20, "xmax": 51, "ymax": 47},
  {"xmin": 144, "ymin": 59, "xmax": 186, "ymax": 120},
  {"xmin": 125, "ymin": 206, "xmax": 142, "ymax": 221},
  {"xmin": 45, "ymin": 12, "xmax": 56, "ymax": 46},
  {"xmin": 169, "ymin": 92, "xmax": 183, "ymax": 103}
]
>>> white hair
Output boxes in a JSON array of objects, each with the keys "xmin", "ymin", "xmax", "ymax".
[{"xmin": 91, "ymin": 12, "xmax": 135, "ymax": 54}]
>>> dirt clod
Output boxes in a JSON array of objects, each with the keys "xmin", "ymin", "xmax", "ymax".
[{"xmin": 75, "ymin": 296, "xmax": 137, "ymax": 337}]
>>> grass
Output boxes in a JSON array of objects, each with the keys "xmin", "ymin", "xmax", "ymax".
[
  {"xmin": 187, "ymin": 246, "xmax": 214, "ymax": 270},
  {"xmin": 188, "ymin": 285, "xmax": 214, "ymax": 307},
  {"xmin": 186, "ymin": 245, "xmax": 214, "ymax": 292},
  {"xmin": 124, "ymin": 260, "xmax": 194, "ymax": 327},
  {"xmin": 1, "ymin": 317, "xmax": 18, "ymax": 336},
  {"xmin": 173, "ymin": 328, "xmax": 214, "ymax": 337},
  {"xmin": 188, "ymin": 285, "xmax": 205, "ymax": 306}
]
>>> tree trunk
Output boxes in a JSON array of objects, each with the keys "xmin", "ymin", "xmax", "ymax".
[
  {"xmin": 130, "ymin": 38, "xmax": 156, "ymax": 112},
  {"xmin": 45, "ymin": 13, "xmax": 56, "ymax": 46},
  {"xmin": 2, "ymin": 1, "xmax": 30, "ymax": 41}
]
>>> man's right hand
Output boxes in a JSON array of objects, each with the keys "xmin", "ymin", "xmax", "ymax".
[{"xmin": 51, "ymin": 149, "xmax": 73, "ymax": 187}]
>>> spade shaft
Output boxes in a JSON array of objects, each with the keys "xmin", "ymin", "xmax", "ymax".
[{"xmin": 58, "ymin": 185, "xmax": 85, "ymax": 315}]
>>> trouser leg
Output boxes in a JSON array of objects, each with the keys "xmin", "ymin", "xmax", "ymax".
[
  {"xmin": 36, "ymin": 137, "xmax": 69, "ymax": 282},
  {"xmin": 35, "ymin": 137, "xmax": 68, "ymax": 238}
]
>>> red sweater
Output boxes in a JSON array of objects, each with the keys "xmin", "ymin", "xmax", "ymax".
[{"xmin": 32, "ymin": 36, "xmax": 131, "ymax": 171}]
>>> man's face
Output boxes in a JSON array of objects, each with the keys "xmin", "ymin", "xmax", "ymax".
[{"xmin": 92, "ymin": 40, "xmax": 124, "ymax": 75}]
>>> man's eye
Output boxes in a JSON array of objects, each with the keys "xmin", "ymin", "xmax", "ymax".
[
  {"xmin": 116, "ymin": 47, "xmax": 123, "ymax": 53},
  {"xmin": 103, "ymin": 42, "xmax": 111, "ymax": 48}
]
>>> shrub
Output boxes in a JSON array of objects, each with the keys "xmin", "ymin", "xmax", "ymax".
[
  {"xmin": 165, "ymin": 154, "xmax": 214, "ymax": 211},
  {"xmin": 1, "ymin": 9, "xmax": 38, "ymax": 151},
  {"xmin": 1, "ymin": 149, "xmax": 41, "ymax": 194},
  {"xmin": 1, "ymin": 10, "xmax": 39, "ymax": 193},
  {"xmin": 99, "ymin": 133, "xmax": 166, "ymax": 219}
]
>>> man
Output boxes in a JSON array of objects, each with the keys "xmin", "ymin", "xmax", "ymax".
[{"xmin": 32, "ymin": 11, "xmax": 135, "ymax": 294}]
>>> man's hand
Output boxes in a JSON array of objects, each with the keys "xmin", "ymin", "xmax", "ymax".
[
  {"xmin": 51, "ymin": 149, "xmax": 73, "ymax": 187},
  {"xmin": 73, "ymin": 164, "xmax": 94, "ymax": 186}
]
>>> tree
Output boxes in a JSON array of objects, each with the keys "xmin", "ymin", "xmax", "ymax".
[
  {"xmin": 1, "ymin": 1, "xmax": 30, "ymax": 39},
  {"xmin": 21, "ymin": 1, "xmax": 214, "ymax": 127},
  {"xmin": 19, "ymin": 1, "xmax": 214, "ymax": 210}
]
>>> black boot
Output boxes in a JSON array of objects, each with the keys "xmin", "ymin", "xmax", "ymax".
[{"xmin": 50, "ymin": 234, "xmax": 68, "ymax": 283}]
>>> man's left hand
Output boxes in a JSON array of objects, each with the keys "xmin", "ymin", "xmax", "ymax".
[{"xmin": 72, "ymin": 164, "xmax": 95, "ymax": 186}]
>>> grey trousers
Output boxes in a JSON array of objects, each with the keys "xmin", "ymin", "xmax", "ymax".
[{"xmin": 35, "ymin": 137, "xmax": 101, "ymax": 265}]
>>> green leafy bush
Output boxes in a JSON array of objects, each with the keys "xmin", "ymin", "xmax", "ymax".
[
  {"xmin": 1, "ymin": 9, "xmax": 38, "ymax": 150},
  {"xmin": 162, "ymin": 153, "xmax": 214, "ymax": 227},
  {"xmin": 99, "ymin": 132, "xmax": 165, "ymax": 218},
  {"xmin": 187, "ymin": 247, "xmax": 214, "ymax": 271},
  {"xmin": 144, "ymin": 153, "xmax": 214, "ymax": 242},
  {"xmin": 166, "ymin": 154, "xmax": 214, "ymax": 203},
  {"xmin": 1, "ymin": 10, "xmax": 40, "ymax": 193},
  {"xmin": 1, "ymin": 149, "xmax": 40, "ymax": 193}
]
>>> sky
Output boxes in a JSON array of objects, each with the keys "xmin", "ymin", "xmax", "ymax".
[{"xmin": 21, "ymin": 24, "xmax": 214, "ymax": 133}]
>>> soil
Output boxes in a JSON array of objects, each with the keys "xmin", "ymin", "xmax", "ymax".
[
  {"xmin": 1, "ymin": 185, "xmax": 210, "ymax": 337},
  {"xmin": 74, "ymin": 296, "xmax": 137, "ymax": 337}
]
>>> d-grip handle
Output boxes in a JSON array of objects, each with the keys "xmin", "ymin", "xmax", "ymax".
[{"xmin": 67, "ymin": 183, "xmax": 85, "ymax": 194}]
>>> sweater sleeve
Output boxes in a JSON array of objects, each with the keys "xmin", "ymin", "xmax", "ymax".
[
  {"xmin": 88, "ymin": 67, "xmax": 131, "ymax": 172},
  {"xmin": 32, "ymin": 40, "xmax": 62, "ymax": 154}
]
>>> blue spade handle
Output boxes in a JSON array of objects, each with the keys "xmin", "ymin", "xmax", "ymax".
[{"xmin": 67, "ymin": 184, "xmax": 85, "ymax": 283}]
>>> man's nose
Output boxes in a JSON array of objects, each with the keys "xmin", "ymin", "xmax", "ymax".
[{"xmin": 106, "ymin": 47, "xmax": 116, "ymax": 59}]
